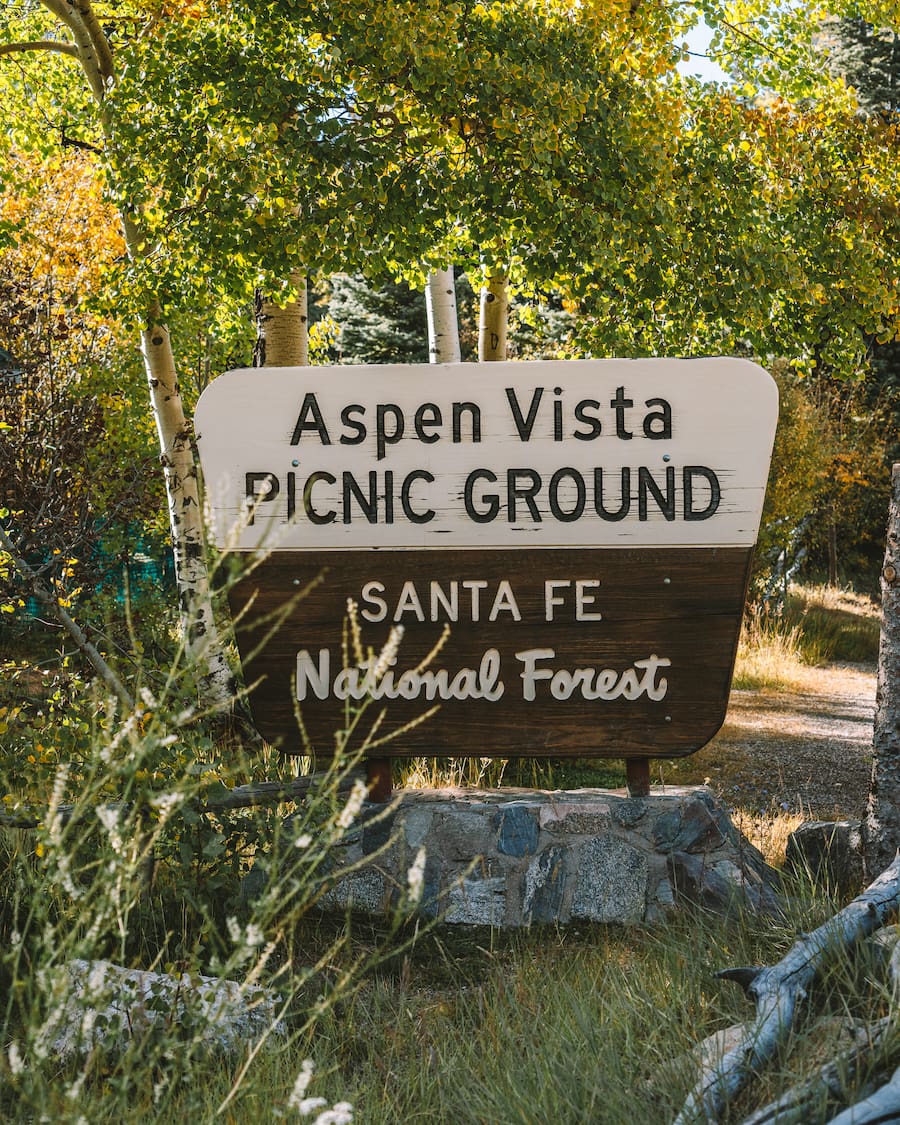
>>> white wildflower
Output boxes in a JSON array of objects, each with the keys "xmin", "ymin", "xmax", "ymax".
[
  {"xmin": 407, "ymin": 846, "xmax": 426, "ymax": 905},
  {"xmin": 336, "ymin": 779, "xmax": 367, "ymax": 830},
  {"xmin": 245, "ymin": 922, "xmax": 265, "ymax": 948},
  {"xmin": 46, "ymin": 763, "xmax": 70, "ymax": 842},
  {"xmin": 243, "ymin": 938, "xmax": 277, "ymax": 989},
  {"xmin": 287, "ymin": 1059, "xmax": 316, "ymax": 1110},
  {"xmin": 345, "ymin": 597, "xmax": 363, "ymax": 664},
  {"xmin": 176, "ymin": 706, "xmax": 195, "ymax": 725},
  {"xmin": 285, "ymin": 1053, "xmax": 351, "ymax": 1120},
  {"xmin": 159, "ymin": 733, "xmax": 178, "ymax": 747},
  {"xmin": 54, "ymin": 851, "xmax": 81, "ymax": 899},
  {"xmin": 108, "ymin": 710, "xmax": 140, "ymax": 753},
  {"xmin": 80, "ymin": 1008, "xmax": 96, "ymax": 1039},
  {"xmin": 226, "ymin": 916, "xmax": 242, "ymax": 944},
  {"xmin": 139, "ymin": 686, "xmax": 158, "ymax": 709},
  {"xmin": 48, "ymin": 763, "xmax": 69, "ymax": 816},
  {"xmin": 294, "ymin": 832, "xmax": 313, "ymax": 850},
  {"xmin": 296, "ymin": 1098, "xmax": 327, "ymax": 1115},
  {"xmin": 313, "ymin": 1103, "xmax": 353, "ymax": 1125},
  {"xmin": 87, "ymin": 961, "xmax": 107, "ymax": 994},
  {"xmin": 7, "ymin": 1041, "xmax": 25, "ymax": 1076},
  {"xmin": 9, "ymin": 929, "xmax": 21, "ymax": 949},
  {"xmin": 66, "ymin": 1072, "xmax": 86, "ymax": 1100},
  {"xmin": 372, "ymin": 624, "xmax": 403, "ymax": 681},
  {"xmin": 96, "ymin": 805, "xmax": 124, "ymax": 854},
  {"xmin": 150, "ymin": 791, "xmax": 181, "ymax": 822}
]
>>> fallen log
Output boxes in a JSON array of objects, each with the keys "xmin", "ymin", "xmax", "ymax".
[
  {"xmin": 673, "ymin": 853, "xmax": 900, "ymax": 1125},
  {"xmin": 0, "ymin": 768, "xmax": 365, "ymax": 830}
]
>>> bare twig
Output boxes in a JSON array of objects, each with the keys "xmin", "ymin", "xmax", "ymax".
[
  {"xmin": 740, "ymin": 1017, "xmax": 891, "ymax": 1125},
  {"xmin": 826, "ymin": 1063, "xmax": 900, "ymax": 1125},
  {"xmin": 0, "ymin": 521, "xmax": 133, "ymax": 709},
  {"xmin": 0, "ymin": 769, "xmax": 366, "ymax": 829}
]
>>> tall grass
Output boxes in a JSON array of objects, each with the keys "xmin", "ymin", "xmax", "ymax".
[
  {"xmin": 781, "ymin": 583, "xmax": 881, "ymax": 663},
  {"xmin": 301, "ymin": 877, "xmax": 893, "ymax": 1124},
  {"xmin": 0, "ymin": 579, "xmax": 888, "ymax": 1121},
  {"xmin": 734, "ymin": 583, "xmax": 880, "ymax": 692},
  {"xmin": 0, "ymin": 664, "xmax": 422, "ymax": 1123}
]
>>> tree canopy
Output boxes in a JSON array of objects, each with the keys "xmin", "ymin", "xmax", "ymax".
[
  {"xmin": 5, "ymin": 0, "xmax": 900, "ymax": 369},
  {"xmin": 5, "ymin": 0, "xmax": 900, "ymax": 695}
]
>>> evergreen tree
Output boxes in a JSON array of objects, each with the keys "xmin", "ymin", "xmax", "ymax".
[
  {"xmin": 326, "ymin": 274, "xmax": 479, "ymax": 365},
  {"xmin": 328, "ymin": 276, "xmax": 428, "ymax": 365},
  {"xmin": 825, "ymin": 17, "xmax": 900, "ymax": 113}
]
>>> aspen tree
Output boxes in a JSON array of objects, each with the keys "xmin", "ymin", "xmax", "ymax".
[
  {"xmin": 0, "ymin": 3, "xmax": 237, "ymax": 711},
  {"xmin": 425, "ymin": 269, "xmax": 461, "ymax": 364},
  {"xmin": 254, "ymin": 270, "xmax": 309, "ymax": 368},
  {"xmin": 478, "ymin": 272, "xmax": 509, "ymax": 363}
]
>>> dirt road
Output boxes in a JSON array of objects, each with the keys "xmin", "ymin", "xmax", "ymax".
[{"xmin": 662, "ymin": 663, "xmax": 877, "ymax": 820}]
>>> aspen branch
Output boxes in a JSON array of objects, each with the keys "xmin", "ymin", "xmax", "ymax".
[
  {"xmin": 70, "ymin": 0, "xmax": 115, "ymax": 81},
  {"xmin": 0, "ymin": 522, "xmax": 133, "ymax": 710},
  {"xmin": 673, "ymin": 853, "xmax": 900, "ymax": 1125},
  {"xmin": 0, "ymin": 40, "xmax": 79, "ymax": 59},
  {"xmin": 39, "ymin": 0, "xmax": 111, "ymax": 102}
]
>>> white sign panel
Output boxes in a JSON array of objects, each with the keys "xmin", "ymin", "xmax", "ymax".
[{"xmin": 195, "ymin": 358, "xmax": 778, "ymax": 552}]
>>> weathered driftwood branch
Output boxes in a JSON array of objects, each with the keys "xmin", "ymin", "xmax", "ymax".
[
  {"xmin": 739, "ymin": 1017, "xmax": 891, "ymax": 1125},
  {"xmin": 825, "ymin": 1063, "xmax": 900, "ymax": 1125},
  {"xmin": 673, "ymin": 853, "xmax": 900, "ymax": 1125},
  {"xmin": 0, "ymin": 769, "xmax": 365, "ymax": 830}
]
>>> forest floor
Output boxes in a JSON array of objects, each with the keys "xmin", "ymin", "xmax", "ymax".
[{"xmin": 663, "ymin": 660, "xmax": 877, "ymax": 822}]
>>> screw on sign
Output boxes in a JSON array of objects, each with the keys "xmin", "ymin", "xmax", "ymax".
[{"xmin": 196, "ymin": 358, "xmax": 778, "ymax": 795}]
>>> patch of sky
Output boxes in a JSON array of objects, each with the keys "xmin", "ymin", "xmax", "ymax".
[{"xmin": 679, "ymin": 18, "xmax": 730, "ymax": 84}]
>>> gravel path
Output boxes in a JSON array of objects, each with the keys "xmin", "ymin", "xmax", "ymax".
[{"xmin": 666, "ymin": 664, "xmax": 878, "ymax": 820}]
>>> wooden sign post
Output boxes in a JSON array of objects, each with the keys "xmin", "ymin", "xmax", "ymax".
[{"xmin": 195, "ymin": 359, "xmax": 778, "ymax": 791}]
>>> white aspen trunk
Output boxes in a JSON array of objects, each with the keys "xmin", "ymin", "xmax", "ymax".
[
  {"xmin": 478, "ymin": 272, "xmax": 509, "ymax": 362},
  {"xmin": 38, "ymin": 1, "xmax": 239, "ymax": 717},
  {"xmin": 140, "ymin": 316, "xmax": 236, "ymax": 710},
  {"xmin": 254, "ymin": 269, "xmax": 309, "ymax": 367},
  {"xmin": 864, "ymin": 463, "xmax": 900, "ymax": 876},
  {"xmin": 425, "ymin": 268, "xmax": 461, "ymax": 363}
]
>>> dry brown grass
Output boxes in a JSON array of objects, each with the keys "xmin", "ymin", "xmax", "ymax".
[
  {"xmin": 733, "ymin": 616, "xmax": 825, "ymax": 693},
  {"xmin": 732, "ymin": 807, "xmax": 807, "ymax": 866}
]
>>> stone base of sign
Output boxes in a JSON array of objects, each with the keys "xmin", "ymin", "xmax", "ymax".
[{"xmin": 307, "ymin": 785, "xmax": 780, "ymax": 926}]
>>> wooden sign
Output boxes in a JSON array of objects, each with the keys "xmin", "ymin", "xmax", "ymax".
[{"xmin": 195, "ymin": 359, "xmax": 778, "ymax": 759}]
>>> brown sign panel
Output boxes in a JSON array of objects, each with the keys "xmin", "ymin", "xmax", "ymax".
[
  {"xmin": 196, "ymin": 359, "xmax": 778, "ymax": 760},
  {"xmin": 227, "ymin": 546, "xmax": 753, "ymax": 759}
]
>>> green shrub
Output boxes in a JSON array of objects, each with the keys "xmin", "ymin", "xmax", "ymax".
[{"xmin": 0, "ymin": 659, "xmax": 420, "ymax": 1122}]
